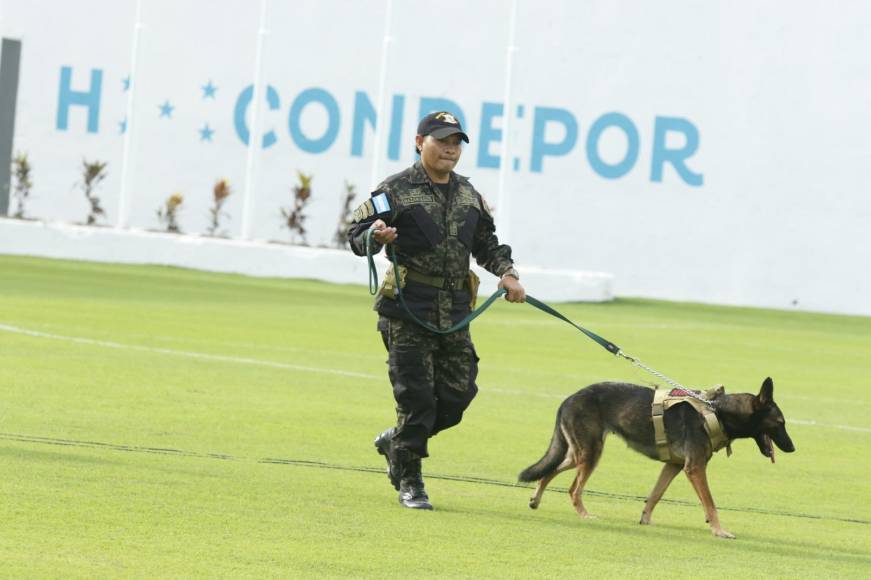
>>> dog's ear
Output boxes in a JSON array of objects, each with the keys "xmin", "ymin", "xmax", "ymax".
[{"xmin": 757, "ymin": 377, "xmax": 774, "ymax": 406}]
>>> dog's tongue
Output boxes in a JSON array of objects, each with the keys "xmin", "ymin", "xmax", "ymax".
[{"xmin": 765, "ymin": 435, "xmax": 775, "ymax": 464}]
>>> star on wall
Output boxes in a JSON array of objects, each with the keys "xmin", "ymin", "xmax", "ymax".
[
  {"xmin": 201, "ymin": 80, "xmax": 218, "ymax": 99},
  {"xmin": 122, "ymin": 76, "xmax": 131, "ymax": 91},
  {"xmin": 119, "ymin": 118, "xmax": 127, "ymax": 134},
  {"xmin": 199, "ymin": 123, "xmax": 215, "ymax": 142},
  {"xmin": 158, "ymin": 100, "xmax": 175, "ymax": 118}
]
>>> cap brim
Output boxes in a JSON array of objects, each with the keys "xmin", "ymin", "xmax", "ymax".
[{"xmin": 428, "ymin": 127, "xmax": 469, "ymax": 143}]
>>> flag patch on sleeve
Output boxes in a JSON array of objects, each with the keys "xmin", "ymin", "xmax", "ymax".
[{"xmin": 372, "ymin": 192, "xmax": 391, "ymax": 214}]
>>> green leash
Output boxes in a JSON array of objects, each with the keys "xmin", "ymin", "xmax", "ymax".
[
  {"xmin": 364, "ymin": 227, "xmax": 699, "ymax": 391},
  {"xmin": 364, "ymin": 227, "xmax": 620, "ymax": 354}
]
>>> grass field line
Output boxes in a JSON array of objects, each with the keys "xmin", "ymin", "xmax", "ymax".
[
  {"xmin": 1, "ymin": 320, "xmax": 385, "ymax": 362},
  {"xmin": 780, "ymin": 394, "xmax": 867, "ymax": 406},
  {"xmin": 2, "ymin": 431, "xmax": 869, "ymax": 527},
  {"xmin": 3, "ymin": 322, "xmax": 869, "ymax": 433},
  {"xmin": 788, "ymin": 419, "xmax": 871, "ymax": 432},
  {"xmin": 0, "ymin": 323, "xmax": 379, "ymax": 380}
]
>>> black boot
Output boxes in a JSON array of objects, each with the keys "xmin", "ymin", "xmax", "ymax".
[
  {"xmin": 397, "ymin": 456, "xmax": 433, "ymax": 510},
  {"xmin": 373, "ymin": 428, "xmax": 400, "ymax": 490}
]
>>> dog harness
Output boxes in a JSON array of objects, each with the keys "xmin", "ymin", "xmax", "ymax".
[{"xmin": 651, "ymin": 388, "xmax": 732, "ymax": 463}]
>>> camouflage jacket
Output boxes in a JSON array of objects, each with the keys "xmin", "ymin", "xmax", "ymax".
[{"xmin": 347, "ymin": 161, "xmax": 514, "ymax": 326}]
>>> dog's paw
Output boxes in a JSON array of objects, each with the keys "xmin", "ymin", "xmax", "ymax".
[
  {"xmin": 713, "ymin": 528, "xmax": 736, "ymax": 539},
  {"xmin": 639, "ymin": 513, "xmax": 652, "ymax": 525},
  {"xmin": 528, "ymin": 498, "xmax": 539, "ymax": 510}
]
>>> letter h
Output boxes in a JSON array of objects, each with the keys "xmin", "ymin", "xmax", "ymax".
[{"xmin": 56, "ymin": 66, "xmax": 102, "ymax": 133}]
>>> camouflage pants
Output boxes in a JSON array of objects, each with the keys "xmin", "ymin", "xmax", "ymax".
[{"xmin": 378, "ymin": 315, "xmax": 479, "ymax": 458}]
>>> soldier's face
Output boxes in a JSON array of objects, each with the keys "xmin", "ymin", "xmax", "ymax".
[{"xmin": 417, "ymin": 134, "xmax": 463, "ymax": 178}]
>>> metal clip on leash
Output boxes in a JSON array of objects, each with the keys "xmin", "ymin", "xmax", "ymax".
[
  {"xmin": 616, "ymin": 350, "xmax": 713, "ymax": 406},
  {"xmin": 616, "ymin": 350, "xmax": 686, "ymax": 390}
]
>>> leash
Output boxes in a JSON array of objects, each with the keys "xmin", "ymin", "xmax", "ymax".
[{"xmin": 365, "ymin": 228, "xmax": 707, "ymax": 403}]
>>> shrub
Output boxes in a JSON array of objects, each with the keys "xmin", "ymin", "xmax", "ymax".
[
  {"xmin": 79, "ymin": 159, "xmax": 108, "ymax": 225},
  {"xmin": 11, "ymin": 153, "xmax": 32, "ymax": 219},
  {"xmin": 281, "ymin": 171, "xmax": 312, "ymax": 245},
  {"xmin": 333, "ymin": 180, "xmax": 357, "ymax": 248},
  {"xmin": 156, "ymin": 192, "xmax": 184, "ymax": 233},
  {"xmin": 206, "ymin": 178, "xmax": 232, "ymax": 237}
]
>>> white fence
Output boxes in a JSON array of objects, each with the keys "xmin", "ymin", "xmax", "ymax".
[{"xmin": 0, "ymin": 218, "xmax": 615, "ymax": 303}]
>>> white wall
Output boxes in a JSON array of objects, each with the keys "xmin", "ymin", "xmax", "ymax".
[
  {"xmin": 1, "ymin": 1, "xmax": 869, "ymax": 316},
  {"xmin": 0, "ymin": 218, "xmax": 615, "ymax": 303}
]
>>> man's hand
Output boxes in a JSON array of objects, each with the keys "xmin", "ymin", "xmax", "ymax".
[
  {"xmin": 371, "ymin": 219, "xmax": 398, "ymax": 244},
  {"xmin": 499, "ymin": 275, "xmax": 526, "ymax": 303}
]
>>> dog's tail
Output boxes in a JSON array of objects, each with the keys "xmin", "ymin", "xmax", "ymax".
[{"xmin": 518, "ymin": 415, "xmax": 568, "ymax": 482}]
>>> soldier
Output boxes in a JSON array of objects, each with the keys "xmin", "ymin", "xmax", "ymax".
[{"xmin": 348, "ymin": 111, "xmax": 525, "ymax": 510}]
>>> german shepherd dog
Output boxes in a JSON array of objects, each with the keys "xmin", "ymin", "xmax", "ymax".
[{"xmin": 519, "ymin": 378, "xmax": 795, "ymax": 538}]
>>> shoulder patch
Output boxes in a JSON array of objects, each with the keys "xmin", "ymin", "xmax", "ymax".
[
  {"xmin": 372, "ymin": 192, "xmax": 391, "ymax": 214},
  {"xmin": 352, "ymin": 199, "xmax": 375, "ymax": 223}
]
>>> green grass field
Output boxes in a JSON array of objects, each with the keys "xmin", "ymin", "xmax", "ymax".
[{"xmin": 1, "ymin": 254, "xmax": 870, "ymax": 577}]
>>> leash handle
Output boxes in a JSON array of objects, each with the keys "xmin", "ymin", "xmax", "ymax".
[{"xmin": 366, "ymin": 227, "xmax": 380, "ymax": 295}]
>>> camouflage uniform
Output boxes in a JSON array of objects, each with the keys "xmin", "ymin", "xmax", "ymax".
[{"xmin": 348, "ymin": 160, "xmax": 514, "ymax": 458}]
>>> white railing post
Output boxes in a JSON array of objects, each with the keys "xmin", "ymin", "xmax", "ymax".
[
  {"xmin": 370, "ymin": 0, "xmax": 394, "ymax": 190},
  {"xmin": 240, "ymin": 0, "xmax": 270, "ymax": 240},
  {"xmin": 496, "ymin": 0, "xmax": 519, "ymax": 241},
  {"xmin": 117, "ymin": 0, "xmax": 143, "ymax": 229}
]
